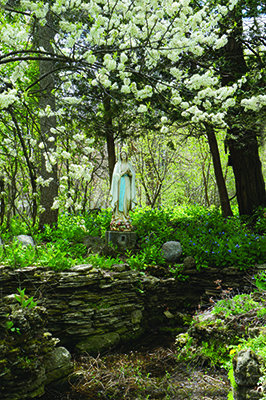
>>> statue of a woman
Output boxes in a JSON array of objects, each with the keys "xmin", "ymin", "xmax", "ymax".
[{"xmin": 110, "ymin": 151, "xmax": 136, "ymax": 231}]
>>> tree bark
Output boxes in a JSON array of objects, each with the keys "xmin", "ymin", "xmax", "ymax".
[
  {"xmin": 227, "ymin": 129, "xmax": 266, "ymax": 216},
  {"xmin": 0, "ymin": 176, "xmax": 5, "ymax": 226},
  {"xmin": 221, "ymin": 8, "xmax": 266, "ymax": 216},
  {"xmin": 103, "ymin": 96, "xmax": 116, "ymax": 186},
  {"xmin": 205, "ymin": 124, "xmax": 233, "ymax": 218},
  {"xmin": 38, "ymin": 12, "xmax": 58, "ymax": 230}
]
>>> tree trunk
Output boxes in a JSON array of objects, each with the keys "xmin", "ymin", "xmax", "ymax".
[
  {"xmin": 103, "ymin": 96, "xmax": 116, "ymax": 186},
  {"xmin": 38, "ymin": 12, "xmax": 58, "ymax": 230},
  {"xmin": 228, "ymin": 129, "xmax": 266, "ymax": 216},
  {"xmin": 0, "ymin": 176, "xmax": 5, "ymax": 226},
  {"xmin": 205, "ymin": 124, "xmax": 233, "ymax": 218},
  {"xmin": 221, "ymin": 7, "xmax": 266, "ymax": 216}
]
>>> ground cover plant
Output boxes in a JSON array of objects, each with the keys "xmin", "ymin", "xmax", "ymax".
[
  {"xmin": 1, "ymin": 204, "xmax": 266, "ymax": 272},
  {"xmin": 174, "ymin": 287, "xmax": 266, "ymax": 399}
]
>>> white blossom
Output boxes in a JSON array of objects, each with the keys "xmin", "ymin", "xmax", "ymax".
[
  {"xmin": 160, "ymin": 125, "xmax": 169, "ymax": 133},
  {"xmin": 241, "ymin": 95, "xmax": 266, "ymax": 111},
  {"xmin": 0, "ymin": 89, "xmax": 18, "ymax": 109},
  {"xmin": 138, "ymin": 104, "xmax": 147, "ymax": 113},
  {"xmin": 52, "ymin": 199, "xmax": 60, "ymax": 209}
]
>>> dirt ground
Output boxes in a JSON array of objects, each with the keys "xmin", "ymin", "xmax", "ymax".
[{"xmin": 39, "ymin": 335, "xmax": 230, "ymax": 400}]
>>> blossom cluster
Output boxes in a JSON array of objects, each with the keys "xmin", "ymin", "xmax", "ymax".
[{"xmin": 2, "ymin": 0, "xmax": 261, "ymax": 129}]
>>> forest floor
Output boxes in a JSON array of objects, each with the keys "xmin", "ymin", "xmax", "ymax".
[{"xmin": 39, "ymin": 334, "xmax": 230, "ymax": 400}]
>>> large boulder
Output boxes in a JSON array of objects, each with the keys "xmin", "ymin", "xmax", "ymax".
[{"xmin": 161, "ymin": 241, "xmax": 182, "ymax": 262}]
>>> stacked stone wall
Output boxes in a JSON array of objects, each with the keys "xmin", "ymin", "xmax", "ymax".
[{"xmin": 0, "ymin": 263, "xmax": 254, "ymax": 353}]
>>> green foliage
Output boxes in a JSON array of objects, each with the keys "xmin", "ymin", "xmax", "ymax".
[
  {"xmin": 85, "ymin": 209, "xmax": 112, "ymax": 237},
  {"xmin": 227, "ymin": 367, "xmax": 237, "ymax": 400},
  {"xmin": 86, "ymin": 254, "xmax": 124, "ymax": 269},
  {"xmin": 254, "ymin": 270, "xmax": 266, "ymax": 291},
  {"xmin": 212, "ymin": 294, "xmax": 259, "ymax": 318},
  {"xmin": 0, "ymin": 241, "xmax": 36, "ymax": 268},
  {"xmin": 229, "ymin": 334, "xmax": 266, "ymax": 360},
  {"xmin": 14, "ymin": 288, "xmax": 37, "ymax": 309},
  {"xmin": 131, "ymin": 204, "xmax": 266, "ymax": 271},
  {"xmin": 3, "ymin": 204, "xmax": 266, "ymax": 272},
  {"xmin": 6, "ymin": 318, "xmax": 21, "ymax": 335},
  {"xmin": 176, "ymin": 331, "xmax": 233, "ymax": 367},
  {"xmin": 40, "ymin": 213, "xmax": 89, "ymax": 241}
]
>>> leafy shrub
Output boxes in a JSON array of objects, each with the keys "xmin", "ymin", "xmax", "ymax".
[{"xmin": 131, "ymin": 204, "xmax": 266, "ymax": 270}]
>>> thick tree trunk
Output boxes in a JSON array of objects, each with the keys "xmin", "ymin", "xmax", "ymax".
[
  {"xmin": 221, "ymin": 8, "xmax": 266, "ymax": 216},
  {"xmin": 103, "ymin": 96, "xmax": 116, "ymax": 186},
  {"xmin": 205, "ymin": 124, "xmax": 233, "ymax": 218},
  {"xmin": 228, "ymin": 129, "xmax": 266, "ymax": 216},
  {"xmin": 38, "ymin": 12, "xmax": 58, "ymax": 230}
]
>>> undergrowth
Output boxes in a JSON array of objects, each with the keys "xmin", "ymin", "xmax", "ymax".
[{"xmin": 1, "ymin": 204, "xmax": 266, "ymax": 272}]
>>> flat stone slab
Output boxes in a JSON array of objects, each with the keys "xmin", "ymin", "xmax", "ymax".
[{"xmin": 105, "ymin": 231, "xmax": 136, "ymax": 250}]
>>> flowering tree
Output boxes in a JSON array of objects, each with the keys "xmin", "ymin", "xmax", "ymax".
[{"xmin": 0, "ymin": 0, "xmax": 266, "ymax": 219}]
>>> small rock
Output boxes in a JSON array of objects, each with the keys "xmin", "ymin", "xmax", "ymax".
[
  {"xmin": 131, "ymin": 310, "xmax": 142, "ymax": 324},
  {"xmin": 164, "ymin": 310, "xmax": 174, "ymax": 319},
  {"xmin": 183, "ymin": 256, "xmax": 196, "ymax": 269},
  {"xmin": 16, "ymin": 235, "xmax": 35, "ymax": 247},
  {"xmin": 112, "ymin": 263, "xmax": 130, "ymax": 272},
  {"xmin": 161, "ymin": 241, "xmax": 182, "ymax": 262}
]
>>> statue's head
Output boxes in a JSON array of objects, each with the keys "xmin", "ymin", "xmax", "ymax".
[{"xmin": 120, "ymin": 151, "xmax": 128, "ymax": 162}]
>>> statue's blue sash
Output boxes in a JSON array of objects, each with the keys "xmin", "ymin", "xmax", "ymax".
[{"xmin": 119, "ymin": 174, "xmax": 128, "ymax": 212}]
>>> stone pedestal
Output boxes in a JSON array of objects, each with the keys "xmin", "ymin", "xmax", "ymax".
[{"xmin": 105, "ymin": 231, "xmax": 136, "ymax": 250}]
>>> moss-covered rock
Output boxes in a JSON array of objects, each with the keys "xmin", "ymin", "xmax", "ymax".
[
  {"xmin": 0, "ymin": 304, "xmax": 72, "ymax": 399},
  {"xmin": 75, "ymin": 332, "xmax": 120, "ymax": 355}
]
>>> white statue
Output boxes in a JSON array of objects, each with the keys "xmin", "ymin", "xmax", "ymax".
[{"xmin": 110, "ymin": 151, "xmax": 136, "ymax": 231}]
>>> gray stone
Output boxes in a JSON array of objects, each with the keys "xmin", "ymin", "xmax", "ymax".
[
  {"xmin": 255, "ymin": 263, "xmax": 266, "ymax": 271},
  {"xmin": 112, "ymin": 263, "xmax": 130, "ymax": 272},
  {"xmin": 183, "ymin": 256, "xmax": 196, "ymax": 269},
  {"xmin": 131, "ymin": 310, "xmax": 142, "ymax": 324},
  {"xmin": 83, "ymin": 235, "xmax": 105, "ymax": 255},
  {"xmin": 82, "ymin": 235, "xmax": 104, "ymax": 248},
  {"xmin": 69, "ymin": 264, "xmax": 94, "ymax": 272},
  {"xmin": 161, "ymin": 241, "xmax": 182, "ymax": 262},
  {"xmin": 105, "ymin": 230, "xmax": 136, "ymax": 250},
  {"xmin": 15, "ymin": 235, "xmax": 35, "ymax": 247},
  {"xmin": 75, "ymin": 332, "xmax": 120, "ymax": 355},
  {"xmin": 233, "ymin": 349, "xmax": 261, "ymax": 387},
  {"xmin": 44, "ymin": 346, "xmax": 74, "ymax": 385}
]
